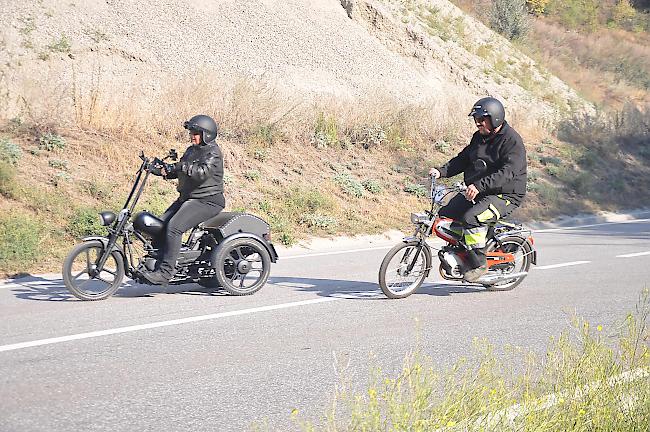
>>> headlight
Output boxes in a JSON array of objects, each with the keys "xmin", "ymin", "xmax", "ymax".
[
  {"xmin": 410, "ymin": 212, "xmax": 429, "ymax": 224},
  {"xmin": 98, "ymin": 211, "xmax": 116, "ymax": 226}
]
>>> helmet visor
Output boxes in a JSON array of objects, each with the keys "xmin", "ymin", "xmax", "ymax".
[{"xmin": 183, "ymin": 121, "xmax": 204, "ymax": 135}]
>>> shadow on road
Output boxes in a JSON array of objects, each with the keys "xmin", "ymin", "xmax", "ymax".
[
  {"xmin": 268, "ymin": 276, "xmax": 486, "ymax": 299},
  {"xmin": 7, "ymin": 275, "xmax": 226, "ymax": 302},
  {"xmin": 8, "ymin": 274, "xmax": 487, "ymax": 302}
]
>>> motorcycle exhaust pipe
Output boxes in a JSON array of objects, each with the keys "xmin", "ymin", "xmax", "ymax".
[{"xmin": 478, "ymin": 272, "xmax": 528, "ymax": 284}]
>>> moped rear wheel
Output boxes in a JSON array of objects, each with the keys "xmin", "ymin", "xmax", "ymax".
[
  {"xmin": 63, "ymin": 240, "xmax": 125, "ymax": 301},
  {"xmin": 379, "ymin": 241, "xmax": 431, "ymax": 299},
  {"xmin": 483, "ymin": 235, "xmax": 532, "ymax": 291},
  {"xmin": 214, "ymin": 237, "xmax": 271, "ymax": 295}
]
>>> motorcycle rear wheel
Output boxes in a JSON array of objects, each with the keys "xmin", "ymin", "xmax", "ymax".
[
  {"xmin": 214, "ymin": 237, "xmax": 271, "ymax": 295},
  {"xmin": 483, "ymin": 235, "xmax": 532, "ymax": 291},
  {"xmin": 63, "ymin": 240, "xmax": 125, "ymax": 301},
  {"xmin": 379, "ymin": 241, "xmax": 431, "ymax": 299}
]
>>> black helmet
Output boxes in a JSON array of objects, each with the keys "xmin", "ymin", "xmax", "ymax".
[
  {"xmin": 468, "ymin": 97, "xmax": 505, "ymax": 129},
  {"xmin": 183, "ymin": 114, "xmax": 218, "ymax": 143}
]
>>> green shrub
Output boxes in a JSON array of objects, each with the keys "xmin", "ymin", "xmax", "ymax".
[
  {"xmin": 311, "ymin": 112, "xmax": 338, "ymax": 148},
  {"xmin": 39, "ymin": 133, "xmax": 66, "ymax": 151},
  {"xmin": 0, "ymin": 138, "xmax": 22, "ymax": 165},
  {"xmin": 51, "ymin": 172, "xmax": 71, "ymax": 187},
  {"xmin": 404, "ymin": 182, "xmax": 427, "ymax": 198},
  {"xmin": 350, "ymin": 125, "xmax": 386, "ymax": 150},
  {"xmin": 66, "ymin": 207, "xmax": 105, "ymax": 238},
  {"xmin": 244, "ymin": 170, "xmax": 261, "ymax": 181},
  {"xmin": 48, "ymin": 159, "xmax": 68, "ymax": 170},
  {"xmin": 285, "ymin": 188, "xmax": 332, "ymax": 213},
  {"xmin": 539, "ymin": 156, "xmax": 562, "ymax": 166},
  {"xmin": 300, "ymin": 213, "xmax": 338, "ymax": 229},
  {"xmin": 79, "ymin": 180, "xmax": 112, "ymax": 200},
  {"xmin": 547, "ymin": 0, "xmax": 599, "ymax": 30},
  {"xmin": 250, "ymin": 124, "xmax": 283, "ymax": 147},
  {"xmin": 334, "ymin": 173, "xmax": 364, "ymax": 198},
  {"xmin": 490, "ymin": 0, "xmax": 530, "ymax": 40},
  {"xmin": 47, "ymin": 35, "xmax": 71, "ymax": 53},
  {"xmin": 362, "ymin": 179, "xmax": 382, "ymax": 194},
  {"xmin": 0, "ymin": 214, "xmax": 43, "ymax": 269},
  {"xmin": 0, "ymin": 162, "xmax": 17, "ymax": 197},
  {"xmin": 252, "ymin": 147, "xmax": 268, "ymax": 162}
]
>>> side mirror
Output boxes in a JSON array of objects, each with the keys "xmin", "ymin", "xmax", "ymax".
[
  {"xmin": 139, "ymin": 150, "xmax": 146, "ymax": 161},
  {"xmin": 473, "ymin": 159, "xmax": 487, "ymax": 172},
  {"xmin": 168, "ymin": 149, "xmax": 178, "ymax": 161}
]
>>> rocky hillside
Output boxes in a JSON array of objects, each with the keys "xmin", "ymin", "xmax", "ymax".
[{"xmin": 1, "ymin": 0, "xmax": 586, "ymax": 123}]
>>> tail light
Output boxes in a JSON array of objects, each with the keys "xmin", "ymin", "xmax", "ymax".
[
  {"xmin": 263, "ymin": 232, "xmax": 272, "ymax": 242},
  {"xmin": 528, "ymin": 236, "xmax": 534, "ymax": 245}
]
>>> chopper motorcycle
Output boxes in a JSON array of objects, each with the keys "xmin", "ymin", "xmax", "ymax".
[
  {"xmin": 62, "ymin": 150, "xmax": 278, "ymax": 301},
  {"xmin": 378, "ymin": 170, "xmax": 536, "ymax": 299}
]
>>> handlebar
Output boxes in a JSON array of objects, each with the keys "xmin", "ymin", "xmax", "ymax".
[{"xmin": 138, "ymin": 149, "xmax": 178, "ymax": 172}]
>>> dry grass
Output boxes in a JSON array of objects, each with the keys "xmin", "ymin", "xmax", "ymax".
[
  {"xmin": 525, "ymin": 19, "xmax": 650, "ymax": 106},
  {"xmin": 1, "ymin": 67, "xmax": 649, "ymax": 275}
]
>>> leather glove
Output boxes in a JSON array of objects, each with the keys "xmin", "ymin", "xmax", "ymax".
[{"xmin": 148, "ymin": 157, "xmax": 165, "ymax": 176}]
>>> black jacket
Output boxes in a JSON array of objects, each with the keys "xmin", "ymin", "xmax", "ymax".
[
  {"xmin": 166, "ymin": 141, "xmax": 224, "ymax": 200},
  {"xmin": 437, "ymin": 121, "xmax": 527, "ymax": 204}
]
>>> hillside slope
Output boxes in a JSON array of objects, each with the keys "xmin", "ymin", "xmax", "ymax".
[{"xmin": 2, "ymin": 0, "xmax": 648, "ymax": 276}]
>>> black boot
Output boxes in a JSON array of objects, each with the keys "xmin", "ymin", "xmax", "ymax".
[
  {"xmin": 140, "ymin": 270, "xmax": 170, "ymax": 286},
  {"xmin": 463, "ymin": 249, "xmax": 488, "ymax": 282}
]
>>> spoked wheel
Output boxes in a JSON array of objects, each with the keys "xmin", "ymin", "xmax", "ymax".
[
  {"xmin": 378, "ymin": 241, "xmax": 432, "ymax": 299},
  {"xmin": 214, "ymin": 237, "xmax": 271, "ymax": 295},
  {"xmin": 62, "ymin": 240, "xmax": 125, "ymax": 301},
  {"xmin": 483, "ymin": 235, "xmax": 532, "ymax": 291}
]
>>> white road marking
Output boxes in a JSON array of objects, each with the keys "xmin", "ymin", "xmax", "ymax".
[
  {"xmin": 534, "ymin": 218, "xmax": 650, "ymax": 233},
  {"xmin": 536, "ymin": 261, "xmax": 591, "ymax": 270},
  {"xmin": 0, "ymin": 297, "xmax": 341, "ymax": 353},
  {"xmin": 616, "ymin": 251, "xmax": 650, "ymax": 258}
]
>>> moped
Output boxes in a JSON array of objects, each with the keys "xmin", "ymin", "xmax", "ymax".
[
  {"xmin": 62, "ymin": 150, "xmax": 278, "ymax": 300},
  {"xmin": 378, "ymin": 173, "xmax": 536, "ymax": 298}
]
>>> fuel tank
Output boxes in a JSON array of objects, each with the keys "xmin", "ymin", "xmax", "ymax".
[{"xmin": 133, "ymin": 211, "xmax": 165, "ymax": 237}]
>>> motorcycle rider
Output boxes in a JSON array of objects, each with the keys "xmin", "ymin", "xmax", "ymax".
[
  {"xmin": 141, "ymin": 114, "xmax": 225, "ymax": 285},
  {"xmin": 429, "ymin": 97, "xmax": 527, "ymax": 282}
]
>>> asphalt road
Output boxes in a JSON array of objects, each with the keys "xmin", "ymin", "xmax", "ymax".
[{"xmin": 1, "ymin": 217, "xmax": 649, "ymax": 431}]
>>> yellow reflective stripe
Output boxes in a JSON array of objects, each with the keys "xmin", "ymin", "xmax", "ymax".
[
  {"xmin": 489, "ymin": 204, "xmax": 501, "ymax": 220},
  {"xmin": 464, "ymin": 232, "xmax": 486, "ymax": 246},
  {"xmin": 477, "ymin": 209, "xmax": 494, "ymax": 223}
]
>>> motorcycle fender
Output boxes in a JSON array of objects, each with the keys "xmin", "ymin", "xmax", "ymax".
[
  {"xmin": 401, "ymin": 237, "xmax": 432, "ymax": 277},
  {"xmin": 81, "ymin": 236, "xmax": 128, "ymax": 266},
  {"xmin": 209, "ymin": 233, "xmax": 278, "ymax": 268}
]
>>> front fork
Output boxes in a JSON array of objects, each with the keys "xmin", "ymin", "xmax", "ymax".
[{"xmin": 402, "ymin": 234, "xmax": 429, "ymax": 275}]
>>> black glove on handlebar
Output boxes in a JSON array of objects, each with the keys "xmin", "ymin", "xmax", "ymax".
[{"xmin": 148, "ymin": 157, "xmax": 165, "ymax": 176}]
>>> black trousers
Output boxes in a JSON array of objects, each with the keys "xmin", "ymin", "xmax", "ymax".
[
  {"xmin": 155, "ymin": 194, "xmax": 225, "ymax": 278},
  {"xmin": 439, "ymin": 194, "xmax": 516, "ymax": 250}
]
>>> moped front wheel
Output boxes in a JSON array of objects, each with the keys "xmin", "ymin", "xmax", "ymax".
[
  {"xmin": 63, "ymin": 240, "xmax": 125, "ymax": 301},
  {"xmin": 378, "ymin": 241, "xmax": 431, "ymax": 299}
]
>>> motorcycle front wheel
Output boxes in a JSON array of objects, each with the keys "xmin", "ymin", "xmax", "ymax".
[
  {"xmin": 63, "ymin": 240, "xmax": 125, "ymax": 301},
  {"xmin": 378, "ymin": 241, "xmax": 432, "ymax": 299}
]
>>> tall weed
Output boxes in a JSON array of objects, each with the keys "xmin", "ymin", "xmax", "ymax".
[{"xmin": 299, "ymin": 290, "xmax": 650, "ymax": 431}]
